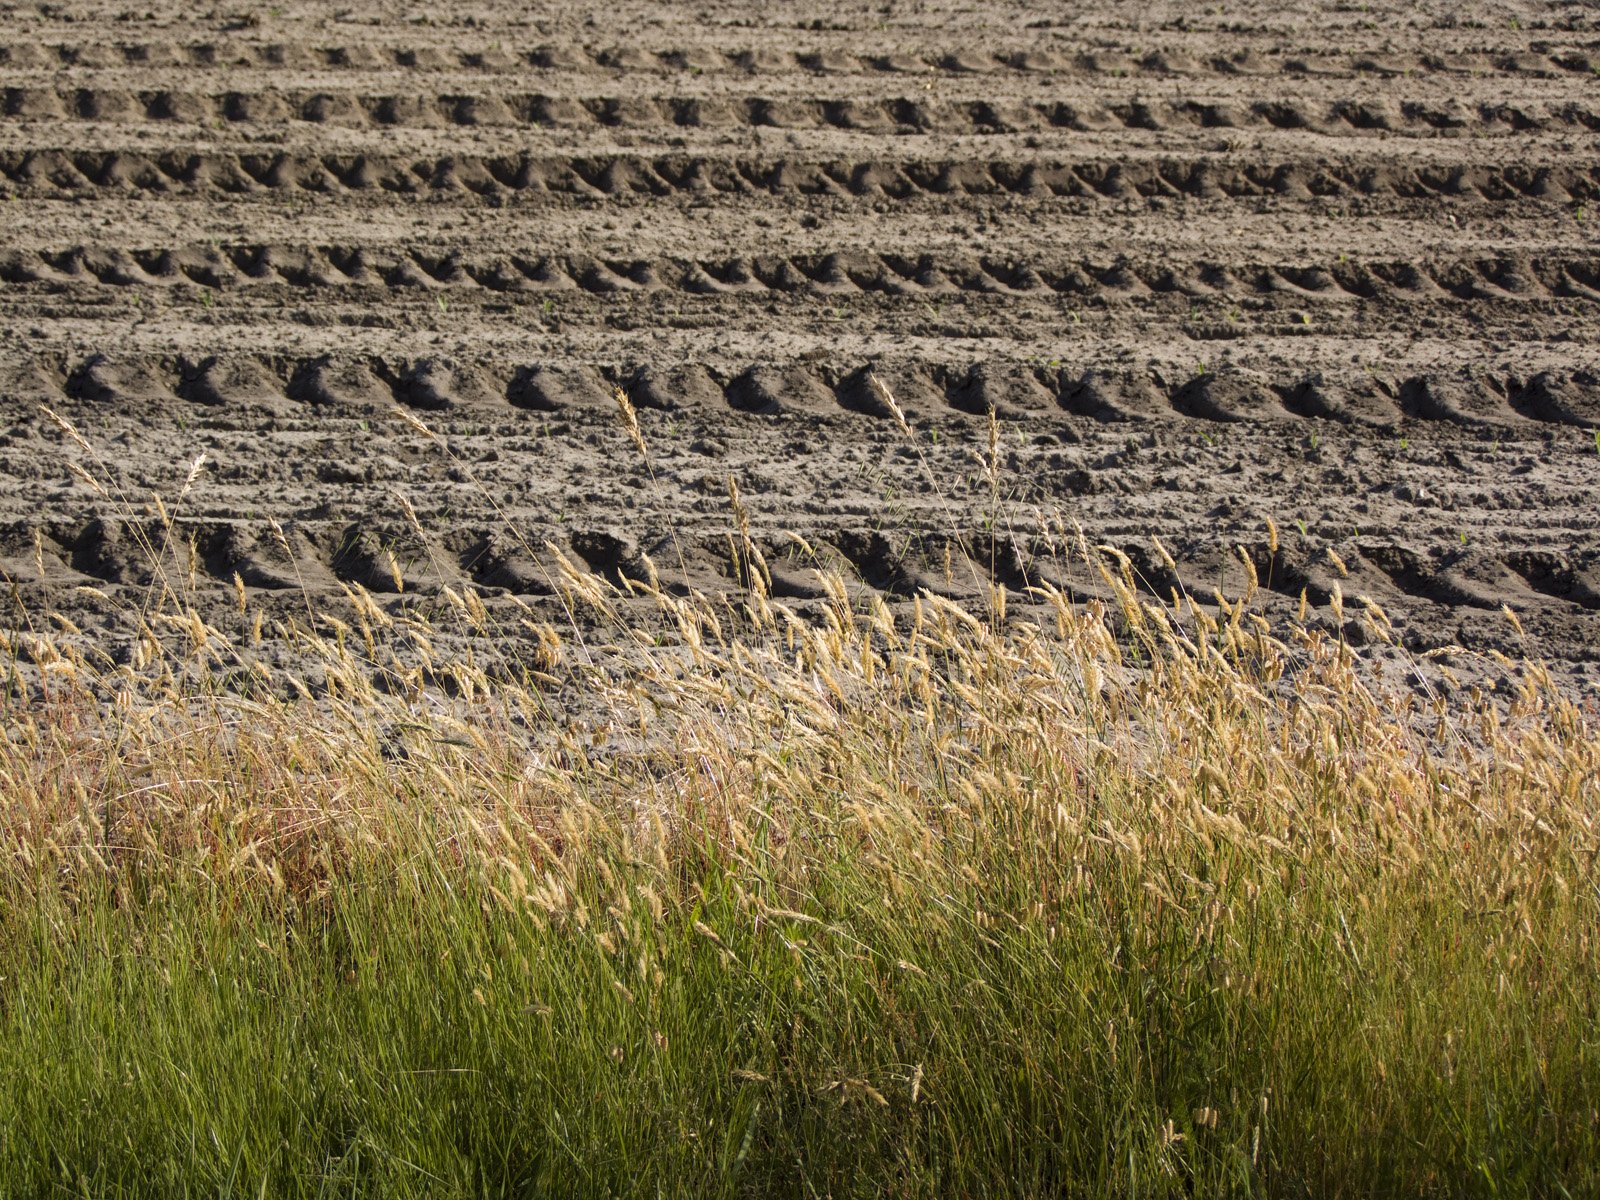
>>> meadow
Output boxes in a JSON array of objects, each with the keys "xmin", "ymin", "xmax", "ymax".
[{"xmin": 1, "ymin": 398, "xmax": 1596, "ymax": 1197}]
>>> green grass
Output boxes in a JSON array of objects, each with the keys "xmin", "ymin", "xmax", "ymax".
[{"xmin": 5, "ymin": 841, "xmax": 1593, "ymax": 1198}]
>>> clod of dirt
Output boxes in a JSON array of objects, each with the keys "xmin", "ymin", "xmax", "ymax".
[
  {"xmin": 177, "ymin": 356, "xmax": 291, "ymax": 413},
  {"xmin": 1282, "ymin": 375, "xmax": 1401, "ymax": 428},
  {"xmin": 1172, "ymin": 372, "xmax": 1283, "ymax": 422},
  {"xmin": 460, "ymin": 529, "xmax": 558, "ymax": 595},
  {"xmin": 1511, "ymin": 373, "xmax": 1600, "ymax": 428},
  {"xmin": 836, "ymin": 365, "xmax": 945, "ymax": 421},
  {"xmin": 946, "ymin": 362, "xmax": 1057, "ymax": 416},
  {"xmin": 726, "ymin": 365, "xmax": 836, "ymax": 416},
  {"xmin": 66, "ymin": 356, "xmax": 176, "ymax": 405},
  {"xmin": 1399, "ymin": 377, "xmax": 1522, "ymax": 427},
  {"xmin": 624, "ymin": 364, "xmax": 723, "ymax": 412},
  {"xmin": 0, "ymin": 362, "xmax": 64, "ymax": 403},
  {"xmin": 287, "ymin": 358, "xmax": 394, "ymax": 410},
  {"xmin": 1060, "ymin": 371, "xmax": 1173, "ymax": 423},
  {"xmin": 507, "ymin": 364, "xmax": 612, "ymax": 412},
  {"xmin": 393, "ymin": 359, "xmax": 502, "ymax": 410}
]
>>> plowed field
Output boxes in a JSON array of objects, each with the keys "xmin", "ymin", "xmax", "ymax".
[{"xmin": 3, "ymin": 0, "xmax": 1598, "ymax": 691}]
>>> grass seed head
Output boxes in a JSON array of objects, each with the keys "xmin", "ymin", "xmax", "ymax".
[
  {"xmin": 614, "ymin": 387, "xmax": 648, "ymax": 458},
  {"xmin": 866, "ymin": 370, "xmax": 912, "ymax": 437},
  {"xmin": 179, "ymin": 452, "xmax": 208, "ymax": 502},
  {"xmin": 392, "ymin": 405, "xmax": 437, "ymax": 440}
]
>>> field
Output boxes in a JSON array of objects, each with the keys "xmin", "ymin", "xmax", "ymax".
[
  {"xmin": 1, "ymin": 0, "xmax": 1599, "ymax": 1195},
  {"xmin": 2, "ymin": 0, "xmax": 1599, "ymax": 681}
]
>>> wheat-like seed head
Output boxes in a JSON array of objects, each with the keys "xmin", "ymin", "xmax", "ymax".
[
  {"xmin": 67, "ymin": 461, "xmax": 108, "ymax": 499},
  {"xmin": 396, "ymin": 491, "xmax": 425, "ymax": 541},
  {"xmin": 1150, "ymin": 535, "xmax": 1177, "ymax": 574},
  {"xmin": 383, "ymin": 547, "xmax": 404, "ymax": 594},
  {"xmin": 1502, "ymin": 604, "xmax": 1526, "ymax": 638},
  {"xmin": 613, "ymin": 387, "xmax": 648, "ymax": 458},
  {"xmin": 39, "ymin": 405, "xmax": 93, "ymax": 454},
  {"xmin": 726, "ymin": 474, "xmax": 751, "ymax": 540},
  {"xmin": 267, "ymin": 517, "xmax": 292, "ymax": 556},
  {"xmin": 392, "ymin": 405, "xmax": 436, "ymax": 440},
  {"xmin": 1237, "ymin": 546, "xmax": 1259, "ymax": 603},
  {"xmin": 1359, "ymin": 597, "xmax": 1393, "ymax": 645},
  {"xmin": 866, "ymin": 370, "xmax": 912, "ymax": 437},
  {"xmin": 179, "ymin": 453, "xmax": 208, "ymax": 502}
]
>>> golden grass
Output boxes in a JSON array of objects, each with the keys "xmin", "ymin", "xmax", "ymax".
[{"xmin": 0, "ymin": 401, "xmax": 1595, "ymax": 1195}]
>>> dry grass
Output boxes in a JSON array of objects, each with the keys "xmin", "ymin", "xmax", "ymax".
[{"xmin": 0, "ymin": 404, "xmax": 1596, "ymax": 1196}]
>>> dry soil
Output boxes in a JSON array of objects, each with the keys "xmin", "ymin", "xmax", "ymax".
[{"xmin": 1, "ymin": 0, "xmax": 1598, "ymax": 694}]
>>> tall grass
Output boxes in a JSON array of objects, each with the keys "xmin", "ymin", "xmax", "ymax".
[{"xmin": 0, "ymin": 404, "xmax": 1596, "ymax": 1196}]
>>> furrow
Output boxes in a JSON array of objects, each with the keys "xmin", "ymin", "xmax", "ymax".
[
  {"xmin": 5, "ymin": 245, "xmax": 1599, "ymax": 305},
  {"xmin": 2, "ymin": 40, "xmax": 1595, "ymax": 80},
  {"xmin": 7, "ymin": 87, "xmax": 1600, "ymax": 138},
  {"xmin": 5, "ymin": 516, "xmax": 1597, "ymax": 655},
  {"xmin": 5, "ymin": 353, "xmax": 1598, "ymax": 430},
  {"xmin": 3, "ymin": 150, "xmax": 1596, "ymax": 202}
]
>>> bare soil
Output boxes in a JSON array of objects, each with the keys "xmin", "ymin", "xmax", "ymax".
[{"xmin": 1, "ymin": 0, "xmax": 1598, "ymax": 695}]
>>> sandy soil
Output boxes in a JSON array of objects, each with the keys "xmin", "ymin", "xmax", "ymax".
[{"xmin": 1, "ymin": 0, "xmax": 1597, "ymax": 694}]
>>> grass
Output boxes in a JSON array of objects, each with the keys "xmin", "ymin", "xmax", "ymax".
[{"xmin": 0, "ymin": 403, "xmax": 1596, "ymax": 1196}]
